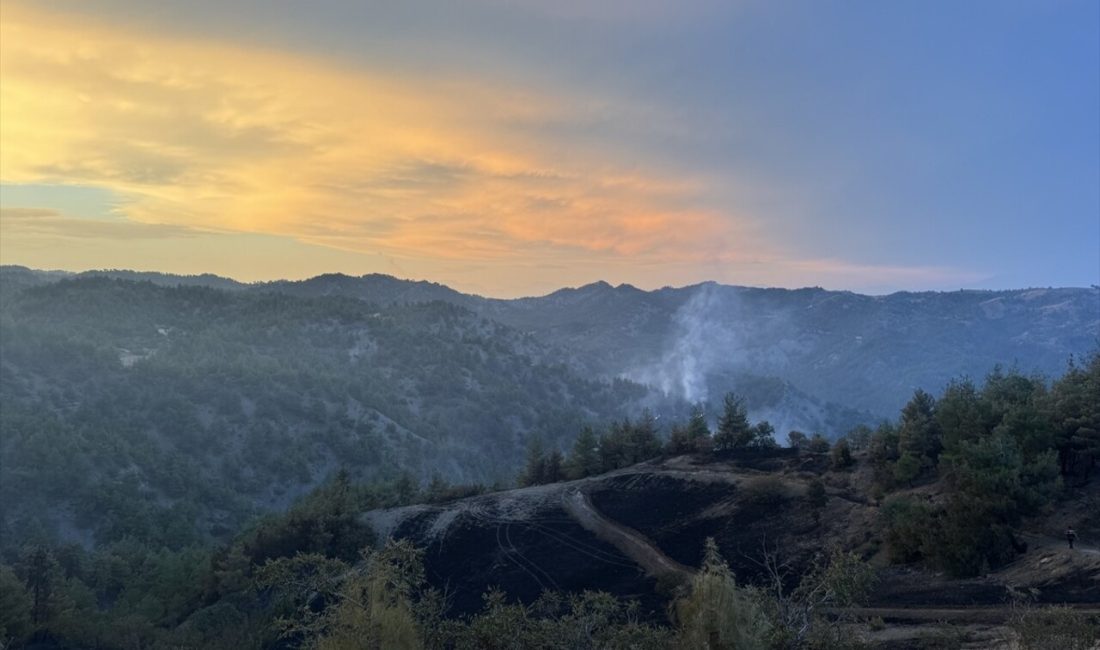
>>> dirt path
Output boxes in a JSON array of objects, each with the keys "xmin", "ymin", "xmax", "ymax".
[
  {"xmin": 1020, "ymin": 532, "xmax": 1100, "ymax": 556},
  {"xmin": 561, "ymin": 487, "xmax": 694, "ymax": 582},
  {"xmin": 827, "ymin": 604, "xmax": 1100, "ymax": 624}
]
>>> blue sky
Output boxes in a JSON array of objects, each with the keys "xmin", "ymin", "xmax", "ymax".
[{"xmin": 1, "ymin": 0, "xmax": 1097, "ymax": 295}]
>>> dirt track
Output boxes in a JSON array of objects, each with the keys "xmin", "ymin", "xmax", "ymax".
[
  {"xmin": 1020, "ymin": 531, "xmax": 1100, "ymax": 556},
  {"xmin": 562, "ymin": 487, "xmax": 694, "ymax": 582},
  {"xmin": 826, "ymin": 604, "xmax": 1100, "ymax": 624}
]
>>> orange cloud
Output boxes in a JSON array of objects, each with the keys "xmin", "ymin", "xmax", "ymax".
[
  {"xmin": 1, "ymin": 2, "xmax": 764, "ymax": 272},
  {"xmin": 1, "ymin": 3, "xmax": 990, "ymax": 295}
]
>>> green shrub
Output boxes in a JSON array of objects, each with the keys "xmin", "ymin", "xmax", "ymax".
[
  {"xmin": 673, "ymin": 539, "xmax": 771, "ymax": 650},
  {"xmin": 1009, "ymin": 606, "xmax": 1100, "ymax": 650},
  {"xmin": 741, "ymin": 476, "xmax": 789, "ymax": 507},
  {"xmin": 880, "ymin": 496, "xmax": 934, "ymax": 563}
]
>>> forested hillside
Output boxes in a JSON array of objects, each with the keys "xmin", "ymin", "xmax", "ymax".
[
  {"xmin": 171, "ymin": 269, "xmax": 1100, "ymax": 422},
  {"xmin": 244, "ymin": 272, "xmax": 1100, "ymax": 420},
  {"xmin": 12, "ymin": 267, "xmax": 1094, "ymax": 436},
  {"xmin": 482, "ymin": 282, "xmax": 1100, "ymax": 417},
  {"xmin": 0, "ymin": 276, "xmax": 664, "ymax": 551}
]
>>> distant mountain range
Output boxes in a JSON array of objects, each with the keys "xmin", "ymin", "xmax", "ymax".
[
  {"xmin": 257, "ymin": 274, "xmax": 1100, "ymax": 417},
  {"xmin": 4, "ymin": 265, "xmax": 1097, "ymax": 421}
]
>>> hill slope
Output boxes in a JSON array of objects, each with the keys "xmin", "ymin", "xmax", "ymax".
[
  {"xmin": 362, "ymin": 452, "xmax": 1100, "ymax": 636},
  {"xmin": 0, "ymin": 277, "xmax": 662, "ymax": 548},
  {"xmin": 164, "ymin": 269, "xmax": 1100, "ymax": 420},
  {"xmin": 13, "ymin": 266, "xmax": 1093, "ymax": 432},
  {"xmin": 480, "ymin": 281, "xmax": 1100, "ymax": 417}
]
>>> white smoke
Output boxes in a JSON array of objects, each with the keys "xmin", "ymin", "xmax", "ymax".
[
  {"xmin": 622, "ymin": 284, "xmax": 858, "ymax": 439},
  {"xmin": 626, "ymin": 283, "xmax": 740, "ymax": 404}
]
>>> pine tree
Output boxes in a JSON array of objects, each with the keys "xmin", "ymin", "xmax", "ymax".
[
  {"xmin": 1049, "ymin": 353, "xmax": 1100, "ymax": 484},
  {"xmin": 897, "ymin": 389, "xmax": 942, "ymax": 477},
  {"xmin": 0, "ymin": 565, "xmax": 32, "ymax": 643},
  {"xmin": 750, "ymin": 421, "xmax": 778, "ymax": 449},
  {"xmin": 686, "ymin": 404, "xmax": 710, "ymax": 441},
  {"xmin": 18, "ymin": 547, "xmax": 62, "ymax": 629},
  {"xmin": 628, "ymin": 410, "xmax": 663, "ymax": 463},
  {"xmin": 893, "ymin": 452, "xmax": 921, "ymax": 487},
  {"xmin": 868, "ymin": 422, "xmax": 900, "ymax": 488},
  {"xmin": 566, "ymin": 426, "xmax": 601, "ymax": 479},
  {"xmin": 713, "ymin": 393, "xmax": 752, "ymax": 451},
  {"xmin": 520, "ymin": 436, "xmax": 547, "ymax": 486},
  {"xmin": 599, "ymin": 421, "xmax": 629, "ymax": 472},
  {"xmin": 936, "ymin": 379, "xmax": 988, "ymax": 452},
  {"xmin": 425, "ymin": 474, "xmax": 449, "ymax": 502},
  {"xmin": 666, "ymin": 424, "xmax": 694, "ymax": 455},
  {"xmin": 544, "ymin": 450, "xmax": 565, "ymax": 484}
]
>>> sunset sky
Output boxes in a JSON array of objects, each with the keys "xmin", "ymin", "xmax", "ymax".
[{"xmin": 1, "ymin": 0, "xmax": 1097, "ymax": 297}]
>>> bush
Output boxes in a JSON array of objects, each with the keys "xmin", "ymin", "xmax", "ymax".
[
  {"xmin": 741, "ymin": 476, "xmax": 789, "ymax": 508},
  {"xmin": 830, "ymin": 438, "xmax": 854, "ymax": 470},
  {"xmin": 807, "ymin": 434, "xmax": 831, "ymax": 454},
  {"xmin": 674, "ymin": 539, "xmax": 771, "ymax": 650},
  {"xmin": 1009, "ymin": 606, "xmax": 1100, "ymax": 650},
  {"xmin": 880, "ymin": 496, "xmax": 934, "ymax": 563}
]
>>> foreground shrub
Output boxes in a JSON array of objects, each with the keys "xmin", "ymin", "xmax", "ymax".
[
  {"xmin": 673, "ymin": 538, "xmax": 772, "ymax": 650},
  {"xmin": 1008, "ymin": 606, "xmax": 1100, "ymax": 650}
]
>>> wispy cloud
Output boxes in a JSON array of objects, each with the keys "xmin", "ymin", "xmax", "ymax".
[
  {"xmin": 1, "ymin": 208, "xmax": 204, "ymax": 239},
  {"xmin": 0, "ymin": 2, "xmax": 991, "ymax": 293},
  {"xmin": 1, "ymin": 4, "xmax": 749, "ymax": 263}
]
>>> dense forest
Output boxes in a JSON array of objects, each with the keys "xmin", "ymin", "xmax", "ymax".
[
  {"xmin": 1, "ymin": 350, "xmax": 1097, "ymax": 648},
  {"xmin": 0, "ymin": 276, "xmax": 674, "ymax": 553},
  {"xmin": 8, "ymin": 265, "xmax": 1096, "ymax": 428}
]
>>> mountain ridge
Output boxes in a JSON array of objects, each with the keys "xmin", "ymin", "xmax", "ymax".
[
  {"xmin": 5, "ymin": 264, "xmax": 1097, "ymax": 297},
  {"xmin": 3, "ymin": 265, "xmax": 1096, "ymax": 419}
]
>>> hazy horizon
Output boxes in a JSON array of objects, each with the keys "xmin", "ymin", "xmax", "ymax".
[{"xmin": 8, "ymin": 262, "xmax": 1100, "ymax": 301}]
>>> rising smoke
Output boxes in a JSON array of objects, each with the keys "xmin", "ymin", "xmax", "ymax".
[
  {"xmin": 626, "ymin": 283, "xmax": 740, "ymax": 405},
  {"xmin": 624, "ymin": 284, "xmax": 837, "ymax": 440}
]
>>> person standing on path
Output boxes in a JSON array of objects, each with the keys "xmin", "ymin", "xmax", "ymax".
[{"xmin": 1066, "ymin": 527, "xmax": 1077, "ymax": 549}]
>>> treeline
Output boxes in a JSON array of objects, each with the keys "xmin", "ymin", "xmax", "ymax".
[
  {"xmin": 867, "ymin": 355, "xmax": 1100, "ymax": 576},
  {"xmin": 518, "ymin": 394, "xmax": 786, "ymax": 486}
]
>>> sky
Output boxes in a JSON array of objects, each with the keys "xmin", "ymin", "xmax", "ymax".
[{"xmin": 1, "ymin": 0, "xmax": 1097, "ymax": 297}]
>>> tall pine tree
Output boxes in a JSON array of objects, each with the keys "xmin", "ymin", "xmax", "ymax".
[
  {"xmin": 713, "ymin": 393, "xmax": 752, "ymax": 451},
  {"xmin": 897, "ymin": 389, "xmax": 942, "ymax": 477},
  {"xmin": 566, "ymin": 426, "xmax": 601, "ymax": 479}
]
